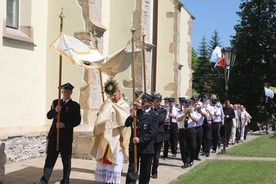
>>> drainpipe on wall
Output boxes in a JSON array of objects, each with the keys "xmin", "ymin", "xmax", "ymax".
[{"xmin": 151, "ymin": 0, "xmax": 158, "ymax": 92}]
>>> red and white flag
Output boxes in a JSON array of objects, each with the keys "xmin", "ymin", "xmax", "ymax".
[
  {"xmin": 210, "ymin": 46, "xmax": 222, "ymax": 63},
  {"xmin": 214, "ymin": 57, "xmax": 226, "ymax": 71}
]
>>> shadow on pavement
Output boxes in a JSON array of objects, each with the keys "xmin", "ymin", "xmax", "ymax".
[{"xmin": 4, "ymin": 166, "xmax": 100, "ymax": 184}]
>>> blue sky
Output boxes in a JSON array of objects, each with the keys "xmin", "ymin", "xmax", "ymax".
[{"xmin": 180, "ymin": 0, "xmax": 241, "ymax": 51}]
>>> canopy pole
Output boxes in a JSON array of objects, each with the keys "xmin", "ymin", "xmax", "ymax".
[
  {"xmin": 56, "ymin": 9, "xmax": 65, "ymax": 151},
  {"xmin": 92, "ymin": 26, "xmax": 105, "ymax": 102},
  {"xmin": 142, "ymin": 34, "xmax": 146, "ymax": 93},
  {"xmin": 131, "ymin": 28, "xmax": 138, "ymax": 172}
]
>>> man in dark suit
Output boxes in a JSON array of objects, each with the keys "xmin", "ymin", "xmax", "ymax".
[
  {"xmin": 151, "ymin": 93, "xmax": 167, "ymax": 179},
  {"xmin": 39, "ymin": 83, "xmax": 81, "ymax": 184},
  {"xmin": 125, "ymin": 93, "xmax": 158, "ymax": 184},
  {"xmin": 233, "ymin": 104, "xmax": 242, "ymax": 143},
  {"xmin": 222, "ymin": 100, "xmax": 235, "ymax": 147}
]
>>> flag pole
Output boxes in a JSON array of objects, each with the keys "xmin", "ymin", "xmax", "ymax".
[
  {"xmin": 56, "ymin": 9, "xmax": 65, "ymax": 151},
  {"xmin": 92, "ymin": 26, "xmax": 105, "ymax": 102},
  {"xmin": 142, "ymin": 34, "xmax": 146, "ymax": 92},
  {"xmin": 131, "ymin": 28, "xmax": 138, "ymax": 172}
]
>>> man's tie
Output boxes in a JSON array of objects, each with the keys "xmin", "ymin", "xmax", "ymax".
[{"xmin": 169, "ymin": 108, "xmax": 172, "ymax": 123}]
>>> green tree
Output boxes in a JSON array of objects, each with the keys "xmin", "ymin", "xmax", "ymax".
[
  {"xmin": 230, "ymin": 0, "xmax": 276, "ymax": 129},
  {"xmin": 208, "ymin": 30, "xmax": 221, "ymax": 54},
  {"xmin": 192, "ymin": 31, "xmax": 226, "ymax": 98},
  {"xmin": 208, "ymin": 30, "xmax": 225, "ymax": 99},
  {"xmin": 192, "ymin": 36, "xmax": 214, "ymax": 95},
  {"xmin": 191, "ymin": 48, "xmax": 199, "ymax": 71}
]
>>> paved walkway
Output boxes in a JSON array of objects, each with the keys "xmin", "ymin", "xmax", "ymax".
[{"xmin": 4, "ymin": 135, "xmax": 274, "ymax": 184}]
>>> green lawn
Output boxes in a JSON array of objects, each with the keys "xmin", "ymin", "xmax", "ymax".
[
  {"xmin": 227, "ymin": 135, "xmax": 276, "ymax": 157},
  {"xmin": 172, "ymin": 160, "xmax": 276, "ymax": 184},
  {"xmin": 172, "ymin": 135, "xmax": 276, "ymax": 184}
]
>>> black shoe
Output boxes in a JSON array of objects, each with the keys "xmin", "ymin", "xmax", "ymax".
[
  {"xmin": 201, "ymin": 152, "xmax": 206, "ymax": 156},
  {"xmin": 189, "ymin": 162, "xmax": 194, "ymax": 167},
  {"xmin": 195, "ymin": 157, "xmax": 201, "ymax": 161},
  {"xmin": 60, "ymin": 178, "xmax": 69, "ymax": 184},
  {"xmin": 152, "ymin": 174, "xmax": 158, "ymax": 179},
  {"xmin": 162, "ymin": 155, "xmax": 168, "ymax": 159},
  {"xmin": 206, "ymin": 153, "xmax": 210, "ymax": 157},
  {"xmin": 38, "ymin": 180, "xmax": 47, "ymax": 184},
  {"xmin": 181, "ymin": 163, "xmax": 189, "ymax": 168},
  {"xmin": 211, "ymin": 150, "xmax": 216, "ymax": 153}
]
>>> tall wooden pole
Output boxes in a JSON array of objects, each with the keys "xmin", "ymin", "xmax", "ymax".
[
  {"xmin": 131, "ymin": 28, "xmax": 138, "ymax": 172},
  {"xmin": 142, "ymin": 34, "xmax": 146, "ymax": 93},
  {"xmin": 56, "ymin": 9, "xmax": 65, "ymax": 151},
  {"xmin": 92, "ymin": 27, "xmax": 105, "ymax": 102}
]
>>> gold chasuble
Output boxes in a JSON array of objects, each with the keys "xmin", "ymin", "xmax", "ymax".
[{"xmin": 91, "ymin": 98, "xmax": 130, "ymax": 165}]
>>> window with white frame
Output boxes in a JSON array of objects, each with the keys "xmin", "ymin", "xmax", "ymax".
[{"xmin": 6, "ymin": 0, "xmax": 19, "ymax": 29}]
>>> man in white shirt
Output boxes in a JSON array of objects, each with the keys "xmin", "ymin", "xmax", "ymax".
[
  {"xmin": 166, "ymin": 98, "xmax": 179, "ymax": 157},
  {"xmin": 210, "ymin": 96, "xmax": 223, "ymax": 153},
  {"xmin": 201, "ymin": 95, "xmax": 214, "ymax": 157},
  {"xmin": 193, "ymin": 97, "xmax": 207, "ymax": 161},
  {"xmin": 177, "ymin": 98, "xmax": 198, "ymax": 168}
]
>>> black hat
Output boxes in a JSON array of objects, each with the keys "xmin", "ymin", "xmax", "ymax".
[
  {"xmin": 190, "ymin": 96, "xmax": 199, "ymax": 101},
  {"xmin": 153, "ymin": 93, "xmax": 162, "ymax": 101},
  {"xmin": 203, "ymin": 95, "xmax": 209, "ymax": 99},
  {"xmin": 167, "ymin": 97, "xmax": 175, "ymax": 103},
  {"xmin": 163, "ymin": 97, "xmax": 168, "ymax": 101},
  {"xmin": 178, "ymin": 97, "xmax": 186, "ymax": 103},
  {"xmin": 135, "ymin": 90, "xmax": 143, "ymax": 97},
  {"xmin": 141, "ymin": 93, "xmax": 154, "ymax": 101},
  {"xmin": 185, "ymin": 99, "xmax": 192, "ymax": 104},
  {"xmin": 60, "ymin": 83, "xmax": 74, "ymax": 90}
]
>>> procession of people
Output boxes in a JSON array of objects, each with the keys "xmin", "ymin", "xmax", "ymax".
[{"xmin": 39, "ymin": 80, "xmax": 252, "ymax": 184}]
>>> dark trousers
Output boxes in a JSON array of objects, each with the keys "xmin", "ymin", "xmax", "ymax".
[
  {"xmin": 178, "ymin": 128, "xmax": 196, "ymax": 164},
  {"xmin": 126, "ymin": 151, "xmax": 154, "ymax": 184},
  {"xmin": 202, "ymin": 122, "xmax": 212, "ymax": 154},
  {"xmin": 244, "ymin": 125, "xmax": 248, "ymax": 140},
  {"xmin": 236, "ymin": 127, "xmax": 241, "ymax": 142},
  {"xmin": 40, "ymin": 140, "xmax": 72, "ymax": 184},
  {"xmin": 220, "ymin": 122, "xmax": 233, "ymax": 147},
  {"xmin": 195, "ymin": 126, "xmax": 203, "ymax": 158},
  {"xmin": 152, "ymin": 142, "xmax": 162, "ymax": 175},
  {"xmin": 212, "ymin": 122, "xmax": 221, "ymax": 151},
  {"xmin": 226, "ymin": 123, "xmax": 233, "ymax": 145},
  {"xmin": 169, "ymin": 123, "xmax": 178, "ymax": 154},
  {"xmin": 163, "ymin": 124, "xmax": 170, "ymax": 157}
]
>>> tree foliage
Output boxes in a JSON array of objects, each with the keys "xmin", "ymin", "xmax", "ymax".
[
  {"xmin": 191, "ymin": 0, "xmax": 276, "ymax": 130},
  {"xmin": 191, "ymin": 48, "xmax": 199, "ymax": 71},
  {"xmin": 208, "ymin": 30, "xmax": 221, "ymax": 54},
  {"xmin": 192, "ymin": 36, "xmax": 214, "ymax": 96},
  {"xmin": 192, "ymin": 32, "xmax": 225, "ymax": 97},
  {"xmin": 230, "ymin": 0, "xmax": 276, "ymax": 128},
  {"xmin": 208, "ymin": 30, "xmax": 225, "ymax": 98}
]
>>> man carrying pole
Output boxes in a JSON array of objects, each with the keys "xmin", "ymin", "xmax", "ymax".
[
  {"xmin": 39, "ymin": 83, "xmax": 81, "ymax": 184},
  {"xmin": 39, "ymin": 9, "xmax": 81, "ymax": 184},
  {"xmin": 125, "ymin": 93, "xmax": 158, "ymax": 184},
  {"xmin": 125, "ymin": 28, "xmax": 158, "ymax": 184}
]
